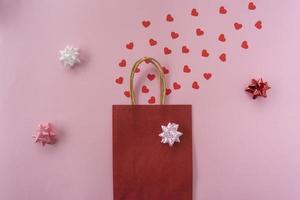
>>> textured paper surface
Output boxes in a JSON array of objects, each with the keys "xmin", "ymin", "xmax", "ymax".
[{"xmin": 0, "ymin": 0, "xmax": 300, "ymax": 200}]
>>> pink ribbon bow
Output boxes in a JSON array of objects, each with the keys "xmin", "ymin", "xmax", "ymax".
[{"xmin": 33, "ymin": 123, "xmax": 56, "ymax": 146}]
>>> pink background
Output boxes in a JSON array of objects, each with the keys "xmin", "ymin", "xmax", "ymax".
[{"xmin": 1, "ymin": 0, "xmax": 300, "ymax": 199}]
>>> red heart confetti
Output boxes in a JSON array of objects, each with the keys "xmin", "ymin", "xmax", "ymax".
[
  {"xmin": 142, "ymin": 20, "xmax": 151, "ymax": 28},
  {"xmin": 164, "ymin": 47, "xmax": 172, "ymax": 55},
  {"xmin": 118, "ymin": 59, "xmax": 126, "ymax": 67},
  {"xmin": 182, "ymin": 45, "xmax": 190, "ymax": 54},
  {"xmin": 255, "ymin": 20, "xmax": 262, "ymax": 29},
  {"xmin": 196, "ymin": 28, "xmax": 204, "ymax": 36},
  {"xmin": 191, "ymin": 8, "xmax": 199, "ymax": 16},
  {"xmin": 162, "ymin": 66, "xmax": 169, "ymax": 74},
  {"xmin": 201, "ymin": 49, "xmax": 209, "ymax": 57},
  {"xmin": 149, "ymin": 38, "xmax": 157, "ymax": 46},
  {"xmin": 142, "ymin": 85, "xmax": 149, "ymax": 93},
  {"xmin": 166, "ymin": 88, "xmax": 172, "ymax": 95},
  {"xmin": 126, "ymin": 42, "xmax": 134, "ymax": 50},
  {"xmin": 203, "ymin": 73, "xmax": 212, "ymax": 80},
  {"xmin": 166, "ymin": 14, "xmax": 174, "ymax": 22},
  {"xmin": 183, "ymin": 65, "xmax": 191, "ymax": 73},
  {"xmin": 218, "ymin": 33, "xmax": 226, "ymax": 42},
  {"xmin": 147, "ymin": 74, "xmax": 155, "ymax": 81},
  {"xmin": 234, "ymin": 22, "xmax": 243, "ymax": 30},
  {"xmin": 219, "ymin": 6, "xmax": 227, "ymax": 14},
  {"xmin": 148, "ymin": 96, "xmax": 156, "ymax": 104},
  {"xmin": 219, "ymin": 53, "xmax": 226, "ymax": 62},
  {"xmin": 124, "ymin": 90, "xmax": 130, "ymax": 98},
  {"xmin": 192, "ymin": 81, "xmax": 200, "ymax": 89},
  {"xmin": 248, "ymin": 2, "xmax": 256, "ymax": 10},
  {"xmin": 115, "ymin": 76, "xmax": 123, "ymax": 84},
  {"xmin": 171, "ymin": 31, "xmax": 179, "ymax": 39},
  {"xmin": 241, "ymin": 40, "xmax": 249, "ymax": 49},
  {"xmin": 173, "ymin": 82, "xmax": 181, "ymax": 90},
  {"xmin": 135, "ymin": 67, "xmax": 140, "ymax": 73}
]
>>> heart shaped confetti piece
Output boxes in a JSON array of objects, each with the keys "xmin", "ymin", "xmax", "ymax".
[
  {"xmin": 219, "ymin": 53, "xmax": 227, "ymax": 62},
  {"xmin": 142, "ymin": 20, "xmax": 151, "ymax": 28},
  {"xmin": 182, "ymin": 46, "xmax": 190, "ymax": 54},
  {"xmin": 148, "ymin": 96, "xmax": 156, "ymax": 104},
  {"xmin": 241, "ymin": 41, "xmax": 249, "ymax": 49},
  {"xmin": 142, "ymin": 85, "xmax": 149, "ymax": 93},
  {"xmin": 255, "ymin": 20, "xmax": 262, "ymax": 29},
  {"xmin": 166, "ymin": 14, "xmax": 174, "ymax": 22},
  {"xmin": 218, "ymin": 33, "xmax": 226, "ymax": 42},
  {"xmin": 134, "ymin": 67, "xmax": 140, "ymax": 73},
  {"xmin": 166, "ymin": 88, "xmax": 172, "ymax": 95},
  {"xmin": 164, "ymin": 47, "xmax": 172, "ymax": 55},
  {"xmin": 219, "ymin": 6, "xmax": 227, "ymax": 14},
  {"xmin": 234, "ymin": 22, "xmax": 243, "ymax": 30},
  {"xmin": 191, "ymin": 8, "xmax": 199, "ymax": 16},
  {"xmin": 196, "ymin": 28, "xmax": 204, "ymax": 36},
  {"xmin": 201, "ymin": 49, "xmax": 209, "ymax": 57},
  {"xmin": 171, "ymin": 31, "xmax": 179, "ymax": 39},
  {"xmin": 126, "ymin": 42, "xmax": 134, "ymax": 50},
  {"xmin": 124, "ymin": 90, "xmax": 130, "ymax": 98},
  {"xmin": 115, "ymin": 76, "xmax": 124, "ymax": 84},
  {"xmin": 203, "ymin": 73, "xmax": 212, "ymax": 80},
  {"xmin": 147, "ymin": 74, "xmax": 155, "ymax": 81},
  {"xmin": 173, "ymin": 82, "xmax": 181, "ymax": 90},
  {"xmin": 248, "ymin": 2, "xmax": 256, "ymax": 10},
  {"xmin": 118, "ymin": 59, "xmax": 126, "ymax": 67},
  {"xmin": 183, "ymin": 65, "xmax": 191, "ymax": 73},
  {"xmin": 149, "ymin": 38, "xmax": 157, "ymax": 46},
  {"xmin": 162, "ymin": 67, "xmax": 169, "ymax": 74},
  {"xmin": 192, "ymin": 81, "xmax": 200, "ymax": 89}
]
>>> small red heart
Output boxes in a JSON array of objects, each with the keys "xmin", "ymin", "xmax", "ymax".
[
  {"xmin": 173, "ymin": 82, "xmax": 181, "ymax": 90},
  {"xmin": 255, "ymin": 20, "xmax": 262, "ymax": 29},
  {"xmin": 162, "ymin": 67, "xmax": 169, "ymax": 74},
  {"xmin": 149, "ymin": 38, "xmax": 157, "ymax": 46},
  {"xmin": 248, "ymin": 2, "xmax": 256, "ymax": 10},
  {"xmin": 218, "ymin": 33, "xmax": 226, "ymax": 42},
  {"xmin": 171, "ymin": 31, "xmax": 179, "ymax": 39},
  {"xmin": 118, "ymin": 59, "xmax": 126, "ymax": 67},
  {"xmin": 148, "ymin": 96, "xmax": 155, "ymax": 104},
  {"xmin": 234, "ymin": 22, "xmax": 243, "ymax": 30},
  {"xmin": 142, "ymin": 85, "xmax": 149, "ymax": 93},
  {"xmin": 241, "ymin": 40, "xmax": 249, "ymax": 49},
  {"xmin": 196, "ymin": 28, "xmax": 204, "ymax": 36},
  {"xmin": 182, "ymin": 46, "xmax": 190, "ymax": 54},
  {"xmin": 201, "ymin": 49, "xmax": 209, "ymax": 57},
  {"xmin": 142, "ymin": 20, "xmax": 151, "ymax": 28},
  {"xmin": 192, "ymin": 81, "xmax": 200, "ymax": 89},
  {"xmin": 115, "ymin": 76, "xmax": 123, "ymax": 84},
  {"xmin": 203, "ymin": 73, "xmax": 212, "ymax": 80},
  {"xmin": 147, "ymin": 74, "xmax": 155, "ymax": 81},
  {"xmin": 135, "ymin": 67, "xmax": 140, "ymax": 73},
  {"xmin": 191, "ymin": 8, "xmax": 199, "ymax": 16},
  {"xmin": 166, "ymin": 14, "xmax": 174, "ymax": 22},
  {"xmin": 124, "ymin": 91, "xmax": 130, "ymax": 98},
  {"xmin": 219, "ymin": 53, "xmax": 226, "ymax": 62},
  {"xmin": 166, "ymin": 88, "xmax": 172, "ymax": 95},
  {"xmin": 126, "ymin": 42, "xmax": 134, "ymax": 50},
  {"xmin": 219, "ymin": 6, "xmax": 227, "ymax": 14},
  {"xmin": 164, "ymin": 47, "xmax": 172, "ymax": 55},
  {"xmin": 183, "ymin": 65, "xmax": 191, "ymax": 73}
]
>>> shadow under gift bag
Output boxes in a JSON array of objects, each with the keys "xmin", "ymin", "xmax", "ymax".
[{"xmin": 113, "ymin": 57, "xmax": 192, "ymax": 200}]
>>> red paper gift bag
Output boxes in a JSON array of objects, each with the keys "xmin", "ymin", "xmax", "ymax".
[{"xmin": 113, "ymin": 57, "xmax": 192, "ymax": 200}]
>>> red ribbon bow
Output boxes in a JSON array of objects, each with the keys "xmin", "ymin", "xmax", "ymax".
[{"xmin": 245, "ymin": 78, "xmax": 271, "ymax": 99}]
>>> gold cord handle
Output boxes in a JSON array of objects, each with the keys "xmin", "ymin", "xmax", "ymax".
[{"xmin": 130, "ymin": 57, "xmax": 166, "ymax": 105}]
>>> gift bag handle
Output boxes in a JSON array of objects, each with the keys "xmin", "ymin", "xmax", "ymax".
[{"xmin": 130, "ymin": 57, "xmax": 166, "ymax": 105}]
